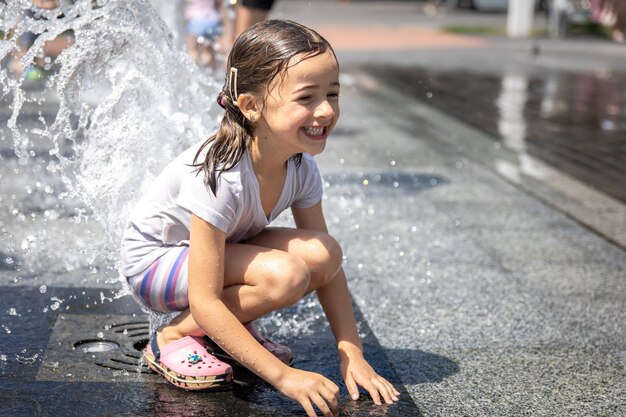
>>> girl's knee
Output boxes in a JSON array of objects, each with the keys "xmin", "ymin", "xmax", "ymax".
[
  {"xmin": 265, "ymin": 254, "xmax": 310, "ymax": 305},
  {"xmin": 306, "ymin": 231, "xmax": 343, "ymax": 286}
]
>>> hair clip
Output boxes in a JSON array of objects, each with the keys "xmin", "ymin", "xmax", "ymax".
[
  {"xmin": 216, "ymin": 94, "xmax": 226, "ymax": 109},
  {"xmin": 228, "ymin": 67, "xmax": 239, "ymax": 107}
]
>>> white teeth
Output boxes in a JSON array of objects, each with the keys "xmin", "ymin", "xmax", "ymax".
[{"xmin": 304, "ymin": 126, "xmax": 324, "ymax": 136}]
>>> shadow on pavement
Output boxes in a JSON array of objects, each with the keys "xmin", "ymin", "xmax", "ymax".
[
  {"xmin": 0, "ymin": 285, "xmax": 459, "ymax": 416},
  {"xmin": 384, "ymin": 348, "xmax": 460, "ymax": 385}
]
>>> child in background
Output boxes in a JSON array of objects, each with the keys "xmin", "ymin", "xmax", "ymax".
[
  {"xmin": 184, "ymin": 0, "xmax": 223, "ymax": 67},
  {"xmin": 120, "ymin": 19, "xmax": 399, "ymax": 417},
  {"xmin": 9, "ymin": 0, "xmax": 74, "ymax": 79},
  {"xmin": 235, "ymin": 0, "xmax": 275, "ymax": 38},
  {"xmin": 184, "ymin": 0, "xmax": 222, "ymax": 67}
]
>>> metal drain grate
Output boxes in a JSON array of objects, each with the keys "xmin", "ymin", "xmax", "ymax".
[{"xmin": 37, "ymin": 314, "xmax": 156, "ymax": 383}]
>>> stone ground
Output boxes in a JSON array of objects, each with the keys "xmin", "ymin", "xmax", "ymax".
[{"xmin": 1, "ymin": 1, "xmax": 625, "ymax": 416}]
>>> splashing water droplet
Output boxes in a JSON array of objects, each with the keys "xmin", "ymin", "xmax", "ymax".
[{"xmin": 2, "ymin": 0, "xmax": 218, "ymax": 301}]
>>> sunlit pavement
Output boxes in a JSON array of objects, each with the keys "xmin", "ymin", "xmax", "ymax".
[
  {"xmin": 280, "ymin": 1, "xmax": 626, "ymax": 415},
  {"xmin": 1, "ymin": 1, "xmax": 625, "ymax": 416}
]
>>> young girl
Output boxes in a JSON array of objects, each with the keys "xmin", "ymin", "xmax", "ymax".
[{"xmin": 120, "ymin": 19, "xmax": 399, "ymax": 417}]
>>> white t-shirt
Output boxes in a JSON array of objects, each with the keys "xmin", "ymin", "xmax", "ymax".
[{"xmin": 120, "ymin": 142, "xmax": 323, "ymax": 277}]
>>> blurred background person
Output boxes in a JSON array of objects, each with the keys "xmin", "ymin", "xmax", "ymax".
[
  {"xmin": 9, "ymin": 0, "xmax": 75, "ymax": 79},
  {"xmin": 184, "ymin": 0, "xmax": 223, "ymax": 67},
  {"xmin": 235, "ymin": 0, "xmax": 275, "ymax": 38},
  {"xmin": 590, "ymin": 0, "xmax": 626, "ymax": 42}
]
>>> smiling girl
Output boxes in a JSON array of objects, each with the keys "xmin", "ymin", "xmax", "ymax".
[{"xmin": 120, "ymin": 19, "xmax": 399, "ymax": 417}]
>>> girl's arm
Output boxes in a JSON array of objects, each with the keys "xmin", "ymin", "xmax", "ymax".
[
  {"xmin": 188, "ymin": 214, "xmax": 283, "ymax": 380},
  {"xmin": 188, "ymin": 214, "xmax": 340, "ymax": 417},
  {"xmin": 292, "ymin": 202, "xmax": 400, "ymax": 406}
]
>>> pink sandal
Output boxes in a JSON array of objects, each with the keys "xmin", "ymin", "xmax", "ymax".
[
  {"xmin": 203, "ymin": 322, "xmax": 294, "ymax": 366},
  {"xmin": 144, "ymin": 334, "xmax": 233, "ymax": 390},
  {"xmin": 244, "ymin": 322, "xmax": 294, "ymax": 366}
]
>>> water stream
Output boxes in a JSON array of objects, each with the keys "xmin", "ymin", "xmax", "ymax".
[{"xmin": 0, "ymin": 0, "xmax": 226, "ymax": 344}]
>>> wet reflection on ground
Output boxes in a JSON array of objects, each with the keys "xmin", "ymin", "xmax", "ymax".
[
  {"xmin": 0, "ymin": 286, "xmax": 448, "ymax": 416},
  {"xmin": 364, "ymin": 66, "xmax": 626, "ymax": 203}
]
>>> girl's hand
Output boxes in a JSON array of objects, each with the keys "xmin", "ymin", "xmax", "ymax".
[
  {"xmin": 275, "ymin": 367, "xmax": 341, "ymax": 417},
  {"xmin": 340, "ymin": 349, "xmax": 400, "ymax": 406}
]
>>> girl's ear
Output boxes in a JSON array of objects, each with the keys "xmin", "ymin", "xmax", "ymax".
[{"xmin": 237, "ymin": 93, "xmax": 261, "ymax": 122}]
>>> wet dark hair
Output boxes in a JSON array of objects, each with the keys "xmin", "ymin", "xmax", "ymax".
[{"xmin": 193, "ymin": 19, "xmax": 337, "ymax": 193}]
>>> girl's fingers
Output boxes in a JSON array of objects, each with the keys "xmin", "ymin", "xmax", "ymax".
[
  {"xmin": 372, "ymin": 377, "xmax": 395, "ymax": 404},
  {"xmin": 324, "ymin": 379, "xmax": 341, "ymax": 400},
  {"xmin": 311, "ymin": 393, "xmax": 335, "ymax": 417},
  {"xmin": 365, "ymin": 380, "xmax": 383, "ymax": 406},
  {"xmin": 344, "ymin": 373, "xmax": 360, "ymax": 400},
  {"xmin": 320, "ymin": 385, "xmax": 340, "ymax": 416},
  {"xmin": 379, "ymin": 376, "xmax": 400, "ymax": 400},
  {"xmin": 301, "ymin": 398, "xmax": 317, "ymax": 417},
  {"xmin": 374, "ymin": 376, "xmax": 397, "ymax": 404},
  {"xmin": 362, "ymin": 376, "xmax": 400, "ymax": 405},
  {"xmin": 386, "ymin": 379, "xmax": 400, "ymax": 399}
]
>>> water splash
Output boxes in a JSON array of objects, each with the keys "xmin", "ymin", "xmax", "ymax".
[{"xmin": 1, "ymin": 0, "xmax": 218, "ymax": 283}]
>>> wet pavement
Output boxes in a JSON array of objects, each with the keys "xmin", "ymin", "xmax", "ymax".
[
  {"xmin": 2, "ymin": 1, "xmax": 626, "ymax": 416},
  {"xmin": 0, "ymin": 287, "xmax": 420, "ymax": 416},
  {"xmin": 362, "ymin": 66, "xmax": 626, "ymax": 204}
]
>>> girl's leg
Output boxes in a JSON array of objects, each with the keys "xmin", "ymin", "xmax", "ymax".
[
  {"xmin": 159, "ymin": 227, "xmax": 342, "ymax": 344},
  {"xmin": 221, "ymin": 227, "xmax": 343, "ymax": 323},
  {"xmin": 231, "ymin": 227, "xmax": 343, "ymax": 295},
  {"xmin": 158, "ymin": 241, "xmax": 310, "ymax": 346}
]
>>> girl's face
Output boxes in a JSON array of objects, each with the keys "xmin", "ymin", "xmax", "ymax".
[{"xmin": 256, "ymin": 50, "xmax": 340, "ymax": 157}]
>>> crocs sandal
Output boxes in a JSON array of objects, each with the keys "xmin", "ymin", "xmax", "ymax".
[
  {"xmin": 203, "ymin": 322, "xmax": 294, "ymax": 366},
  {"xmin": 145, "ymin": 334, "xmax": 233, "ymax": 390}
]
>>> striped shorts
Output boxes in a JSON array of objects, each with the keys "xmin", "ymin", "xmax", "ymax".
[{"xmin": 127, "ymin": 246, "xmax": 190, "ymax": 312}]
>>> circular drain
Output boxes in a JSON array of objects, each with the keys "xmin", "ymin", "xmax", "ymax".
[
  {"xmin": 74, "ymin": 339, "xmax": 120, "ymax": 353},
  {"xmin": 68, "ymin": 321, "xmax": 153, "ymax": 374}
]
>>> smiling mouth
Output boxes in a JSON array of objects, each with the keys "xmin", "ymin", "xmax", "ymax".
[{"xmin": 302, "ymin": 126, "xmax": 327, "ymax": 139}]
